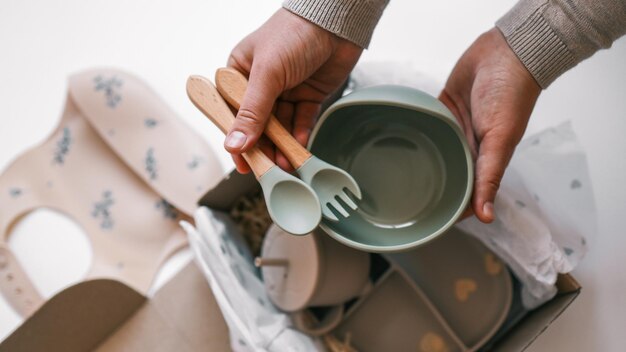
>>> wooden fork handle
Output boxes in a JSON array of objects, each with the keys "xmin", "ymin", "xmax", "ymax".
[{"xmin": 215, "ymin": 67, "xmax": 313, "ymax": 169}]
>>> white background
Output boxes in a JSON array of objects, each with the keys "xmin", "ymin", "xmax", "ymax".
[{"xmin": 1, "ymin": 0, "xmax": 625, "ymax": 350}]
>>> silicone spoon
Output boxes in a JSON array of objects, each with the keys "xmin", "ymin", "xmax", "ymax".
[
  {"xmin": 186, "ymin": 75, "xmax": 321, "ymax": 235},
  {"xmin": 215, "ymin": 68, "xmax": 362, "ymax": 221}
]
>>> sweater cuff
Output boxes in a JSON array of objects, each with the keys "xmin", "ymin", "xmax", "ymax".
[
  {"xmin": 497, "ymin": 0, "xmax": 577, "ymax": 88},
  {"xmin": 283, "ymin": 0, "xmax": 389, "ymax": 49}
]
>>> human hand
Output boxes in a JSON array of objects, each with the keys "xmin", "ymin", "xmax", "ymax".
[
  {"xmin": 225, "ymin": 8, "xmax": 363, "ymax": 174},
  {"xmin": 439, "ymin": 28, "xmax": 541, "ymax": 223}
]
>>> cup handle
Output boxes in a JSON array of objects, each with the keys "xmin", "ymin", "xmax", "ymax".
[{"xmin": 291, "ymin": 304, "xmax": 344, "ymax": 337}]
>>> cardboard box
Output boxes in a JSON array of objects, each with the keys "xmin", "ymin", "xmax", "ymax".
[
  {"xmin": 197, "ymin": 171, "xmax": 582, "ymax": 352},
  {"xmin": 0, "ymin": 170, "xmax": 581, "ymax": 351},
  {"xmin": 0, "ymin": 261, "xmax": 231, "ymax": 352}
]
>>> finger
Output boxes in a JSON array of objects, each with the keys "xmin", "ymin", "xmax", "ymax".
[
  {"xmin": 293, "ymin": 101, "xmax": 320, "ymax": 147},
  {"xmin": 231, "ymin": 136, "xmax": 274, "ymax": 175},
  {"xmin": 231, "ymin": 154, "xmax": 251, "ymax": 174},
  {"xmin": 472, "ymin": 131, "xmax": 516, "ymax": 223},
  {"xmin": 256, "ymin": 135, "xmax": 276, "ymax": 165},
  {"xmin": 224, "ymin": 61, "xmax": 282, "ymax": 154},
  {"xmin": 274, "ymin": 100, "xmax": 296, "ymax": 172},
  {"xmin": 438, "ymin": 90, "xmax": 478, "ymax": 159},
  {"xmin": 227, "ymin": 38, "xmax": 253, "ymax": 74}
]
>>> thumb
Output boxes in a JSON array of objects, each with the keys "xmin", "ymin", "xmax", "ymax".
[
  {"xmin": 224, "ymin": 64, "xmax": 282, "ymax": 154},
  {"xmin": 472, "ymin": 130, "xmax": 517, "ymax": 223}
]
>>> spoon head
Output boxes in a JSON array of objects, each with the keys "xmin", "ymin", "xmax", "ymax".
[{"xmin": 259, "ymin": 166, "xmax": 321, "ymax": 235}]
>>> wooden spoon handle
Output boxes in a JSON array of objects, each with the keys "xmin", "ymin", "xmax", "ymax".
[
  {"xmin": 215, "ymin": 67, "xmax": 312, "ymax": 169},
  {"xmin": 186, "ymin": 75, "xmax": 274, "ymax": 179}
]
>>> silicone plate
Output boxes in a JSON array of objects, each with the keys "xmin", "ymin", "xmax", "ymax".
[
  {"xmin": 332, "ymin": 228, "xmax": 512, "ymax": 352},
  {"xmin": 388, "ymin": 228, "xmax": 513, "ymax": 350}
]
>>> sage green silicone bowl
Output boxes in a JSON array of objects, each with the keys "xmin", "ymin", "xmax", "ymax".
[{"xmin": 308, "ymin": 85, "xmax": 473, "ymax": 252}]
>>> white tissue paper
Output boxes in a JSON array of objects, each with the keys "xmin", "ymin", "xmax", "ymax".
[
  {"xmin": 457, "ymin": 122, "xmax": 596, "ymax": 308},
  {"xmin": 181, "ymin": 207, "xmax": 323, "ymax": 352},
  {"xmin": 350, "ymin": 61, "xmax": 596, "ymax": 309}
]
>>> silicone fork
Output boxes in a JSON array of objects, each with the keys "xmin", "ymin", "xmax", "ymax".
[{"xmin": 215, "ymin": 67, "xmax": 362, "ymax": 221}]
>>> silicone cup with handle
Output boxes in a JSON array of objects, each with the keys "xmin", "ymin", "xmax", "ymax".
[
  {"xmin": 257, "ymin": 225, "xmax": 370, "ymax": 336},
  {"xmin": 186, "ymin": 75, "xmax": 321, "ymax": 235},
  {"xmin": 215, "ymin": 68, "xmax": 362, "ymax": 221}
]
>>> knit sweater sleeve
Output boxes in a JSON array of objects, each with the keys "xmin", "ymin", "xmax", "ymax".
[
  {"xmin": 497, "ymin": 0, "xmax": 626, "ymax": 88},
  {"xmin": 282, "ymin": 0, "xmax": 389, "ymax": 49}
]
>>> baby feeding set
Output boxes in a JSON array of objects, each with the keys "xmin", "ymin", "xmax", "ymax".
[{"xmin": 0, "ymin": 64, "xmax": 596, "ymax": 352}]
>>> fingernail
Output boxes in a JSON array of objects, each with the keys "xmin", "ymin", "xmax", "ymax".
[
  {"xmin": 225, "ymin": 131, "xmax": 247, "ymax": 150},
  {"xmin": 483, "ymin": 201, "xmax": 494, "ymax": 220}
]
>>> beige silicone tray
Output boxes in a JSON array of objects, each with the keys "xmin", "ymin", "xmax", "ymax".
[{"xmin": 315, "ymin": 227, "xmax": 513, "ymax": 352}]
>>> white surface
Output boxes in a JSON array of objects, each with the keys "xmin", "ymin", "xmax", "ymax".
[{"xmin": 0, "ymin": 0, "xmax": 624, "ymax": 350}]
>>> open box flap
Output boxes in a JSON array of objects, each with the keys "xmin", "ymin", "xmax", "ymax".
[
  {"xmin": 0, "ymin": 262, "xmax": 230, "ymax": 352},
  {"xmin": 0, "ymin": 278, "xmax": 146, "ymax": 352},
  {"xmin": 96, "ymin": 261, "xmax": 230, "ymax": 352},
  {"xmin": 198, "ymin": 170, "xmax": 257, "ymax": 211}
]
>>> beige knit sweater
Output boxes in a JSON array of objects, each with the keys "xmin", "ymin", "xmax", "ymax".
[{"xmin": 283, "ymin": 0, "xmax": 626, "ymax": 88}]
